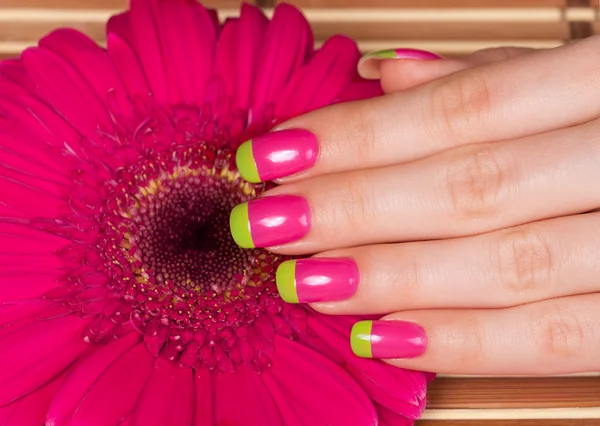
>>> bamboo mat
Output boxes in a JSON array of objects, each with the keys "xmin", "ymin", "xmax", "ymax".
[{"xmin": 1, "ymin": 0, "xmax": 599, "ymax": 425}]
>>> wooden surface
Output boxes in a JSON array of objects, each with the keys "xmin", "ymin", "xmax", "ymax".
[
  {"xmin": 416, "ymin": 375, "xmax": 600, "ymax": 425},
  {"xmin": 0, "ymin": 0, "xmax": 598, "ymax": 425}
]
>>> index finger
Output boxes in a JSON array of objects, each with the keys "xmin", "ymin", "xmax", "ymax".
[{"xmin": 235, "ymin": 36, "xmax": 600, "ymax": 184}]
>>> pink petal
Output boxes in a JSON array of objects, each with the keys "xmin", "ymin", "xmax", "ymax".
[
  {"xmin": 21, "ymin": 47, "xmax": 112, "ymax": 138},
  {"xmin": 39, "ymin": 29, "xmax": 130, "ymax": 115},
  {"xmin": 155, "ymin": 0, "xmax": 216, "ymax": 105},
  {"xmin": 250, "ymin": 3, "xmax": 313, "ymax": 119},
  {"xmin": 262, "ymin": 336, "xmax": 377, "ymax": 425},
  {"xmin": 375, "ymin": 403, "xmax": 415, "ymax": 426},
  {"xmin": 0, "ymin": 299, "xmax": 50, "ymax": 330},
  {"xmin": 0, "ymin": 314, "xmax": 88, "ymax": 405},
  {"xmin": 212, "ymin": 18, "xmax": 238, "ymax": 103},
  {"xmin": 128, "ymin": 0, "xmax": 169, "ymax": 103},
  {"xmin": 193, "ymin": 369, "xmax": 214, "ymax": 426},
  {"xmin": 107, "ymin": 12, "xmax": 133, "ymax": 46},
  {"xmin": 106, "ymin": 33, "xmax": 151, "ymax": 100},
  {"xmin": 233, "ymin": 4, "xmax": 268, "ymax": 111},
  {"xmin": 0, "ymin": 371, "xmax": 65, "ymax": 426},
  {"xmin": 0, "ymin": 272, "xmax": 61, "ymax": 304},
  {"xmin": 305, "ymin": 313, "xmax": 430, "ymax": 419},
  {"xmin": 0, "ymin": 174, "xmax": 64, "ymax": 218},
  {"xmin": 337, "ymin": 79, "xmax": 384, "ymax": 102},
  {"xmin": 214, "ymin": 366, "xmax": 281, "ymax": 425},
  {"xmin": 0, "ymin": 221, "xmax": 69, "ymax": 254},
  {"xmin": 131, "ymin": 358, "xmax": 194, "ymax": 426},
  {"xmin": 275, "ymin": 35, "xmax": 361, "ymax": 121},
  {"xmin": 46, "ymin": 331, "xmax": 141, "ymax": 426},
  {"xmin": 0, "ymin": 96, "xmax": 85, "ymax": 157},
  {"xmin": 72, "ymin": 342, "xmax": 154, "ymax": 426},
  {"xmin": 0, "ymin": 60, "xmax": 38, "ymax": 95}
]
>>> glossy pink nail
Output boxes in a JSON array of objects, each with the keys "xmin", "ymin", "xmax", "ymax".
[
  {"xmin": 276, "ymin": 258, "xmax": 359, "ymax": 303},
  {"xmin": 351, "ymin": 320, "xmax": 427, "ymax": 359},
  {"xmin": 236, "ymin": 129, "xmax": 319, "ymax": 183},
  {"xmin": 229, "ymin": 195, "xmax": 311, "ymax": 249}
]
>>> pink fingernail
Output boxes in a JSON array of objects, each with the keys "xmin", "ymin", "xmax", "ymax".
[
  {"xmin": 230, "ymin": 195, "xmax": 311, "ymax": 249},
  {"xmin": 387, "ymin": 48, "xmax": 441, "ymax": 60},
  {"xmin": 236, "ymin": 129, "xmax": 319, "ymax": 183},
  {"xmin": 351, "ymin": 320, "xmax": 428, "ymax": 359},
  {"xmin": 358, "ymin": 48, "xmax": 441, "ymax": 80},
  {"xmin": 276, "ymin": 258, "xmax": 359, "ymax": 304}
]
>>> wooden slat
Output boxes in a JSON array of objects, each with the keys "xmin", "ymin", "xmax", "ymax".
[
  {"xmin": 282, "ymin": 0, "xmax": 568, "ymax": 8},
  {"xmin": 426, "ymin": 377, "xmax": 600, "ymax": 409},
  {"xmin": 0, "ymin": 0, "xmax": 249, "ymax": 7}
]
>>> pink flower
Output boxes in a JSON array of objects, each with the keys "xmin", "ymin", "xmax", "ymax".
[{"xmin": 0, "ymin": 1, "xmax": 434, "ymax": 425}]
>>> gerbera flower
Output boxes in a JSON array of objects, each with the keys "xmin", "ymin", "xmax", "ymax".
[{"xmin": 0, "ymin": 1, "xmax": 434, "ymax": 424}]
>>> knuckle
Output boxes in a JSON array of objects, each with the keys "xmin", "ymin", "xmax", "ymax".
[
  {"xmin": 351, "ymin": 105, "xmax": 378, "ymax": 161},
  {"xmin": 429, "ymin": 69, "xmax": 493, "ymax": 144},
  {"xmin": 333, "ymin": 173, "xmax": 372, "ymax": 231},
  {"xmin": 531, "ymin": 303, "xmax": 586, "ymax": 359},
  {"xmin": 495, "ymin": 226, "xmax": 554, "ymax": 296},
  {"xmin": 446, "ymin": 317, "xmax": 487, "ymax": 366},
  {"xmin": 445, "ymin": 144, "xmax": 508, "ymax": 220}
]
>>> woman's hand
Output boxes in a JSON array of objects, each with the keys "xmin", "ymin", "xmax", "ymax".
[{"xmin": 229, "ymin": 36, "xmax": 600, "ymax": 375}]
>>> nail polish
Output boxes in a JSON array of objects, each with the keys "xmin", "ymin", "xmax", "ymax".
[
  {"xmin": 358, "ymin": 48, "xmax": 441, "ymax": 80},
  {"xmin": 351, "ymin": 320, "xmax": 427, "ymax": 359},
  {"xmin": 229, "ymin": 195, "xmax": 311, "ymax": 249},
  {"xmin": 276, "ymin": 258, "xmax": 359, "ymax": 304},
  {"xmin": 236, "ymin": 129, "xmax": 319, "ymax": 183},
  {"xmin": 364, "ymin": 48, "xmax": 441, "ymax": 61}
]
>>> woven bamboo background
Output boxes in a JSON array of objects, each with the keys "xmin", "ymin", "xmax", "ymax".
[{"xmin": 1, "ymin": 0, "xmax": 599, "ymax": 425}]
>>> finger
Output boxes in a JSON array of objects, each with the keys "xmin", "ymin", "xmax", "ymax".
[
  {"xmin": 253, "ymin": 118, "xmax": 600, "ymax": 254},
  {"xmin": 282, "ymin": 212, "xmax": 600, "ymax": 314},
  {"xmin": 348, "ymin": 293, "xmax": 600, "ymax": 375},
  {"xmin": 375, "ymin": 47, "xmax": 535, "ymax": 92},
  {"xmin": 239, "ymin": 37, "xmax": 600, "ymax": 184}
]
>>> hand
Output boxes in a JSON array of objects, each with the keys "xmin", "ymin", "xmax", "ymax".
[{"xmin": 229, "ymin": 36, "xmax": 600, "ymax": 375}]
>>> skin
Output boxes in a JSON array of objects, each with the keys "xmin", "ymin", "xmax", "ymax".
[{"xmin": 262, "ymin": 36, "xmax": 600, "ymax": 375}]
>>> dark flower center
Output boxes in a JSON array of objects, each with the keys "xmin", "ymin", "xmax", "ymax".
[
  {"xmin": 84, "ymin": 142, "xmax": 306, "ymax": 371},
  {"xmin": 130, "ymin": 163, "xmax": 251, "ymax": 294}
]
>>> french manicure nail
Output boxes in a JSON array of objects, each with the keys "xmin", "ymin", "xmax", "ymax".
[
  {"xmin": 351, "ymin": 320, "xmax": 427, "ymax": 359},
  {"xmin": 236, "ymin": 129, "xmax": 319, "ymax": 183},
  {"xmin": 364, "ymin": 48, "xmax": 441, "ymax": 61},
  {"xmin": 229, "ymin": 195, "xmax": 311, "ymax": 249},
  {"xmin": 358, "ymin": 48, "xmax": 441, "ymax": 80},
  {"xmin": 276, "ymin": 258, "xmax": 359, "ymax": 304}
]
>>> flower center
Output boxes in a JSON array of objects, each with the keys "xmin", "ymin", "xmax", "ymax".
[{"xmin": 83, "ymin": 142, "xmax": 305, "ymax": 371}]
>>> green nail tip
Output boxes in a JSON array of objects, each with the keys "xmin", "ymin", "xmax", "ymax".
[
  {"xmin": 229, "ymin": 202, "xmax": 254, "ymax": 249},
  {"xmin": 351, "ymin": 321, "xmax": 373, "ymax": 358},
  {"xmin": 236, "ymin": 140, "xmax": 261, "ymax": 183},
  {"xmin": 365, "ymin": 49, "xmax": 397, "ymax": 59},
  {"xmin": 276, "ymin": 260, "xmax": 299, "ymax": 304}
]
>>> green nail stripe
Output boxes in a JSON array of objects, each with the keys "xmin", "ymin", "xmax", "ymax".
[
  {"xmin": 276, "ymin": 260, "xmax": 299, "ymax": 304},
  {"xmin": 351, "ymin": 321, "xmax": 373, "ymax": 358},
  {"xmin": 366, "ymin": 49, "xmax": 397, "ymax": 59},
  {"xmin": 229, "ymin": 202, "xmax": 255, "ymax": 249},
  {"xmin": 236, "ymin": 140, "xmax": 261, "ymax": 183}
]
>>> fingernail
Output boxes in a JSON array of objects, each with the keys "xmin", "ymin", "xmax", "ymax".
[
  {"xmin": 229, "ymin": 195, "xmax": 311, "ymax": 249},
  {"xmin": 366, "ymin": 48, "xmax": 441, "ymax": 61},
  {"xmin": 351, "ymin": 320, "xmax": 427, "ymax": 359},
  {"xmin": 358, "ymin": 48, "xmax": 441, "ymax": 79},
  {"xmin": 276, "ymin": 258, "xmax": 359, "ymax": 304},
  {"xmin": 236, "ymin": 129, "xmax": 319, "ymax": 183}
]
